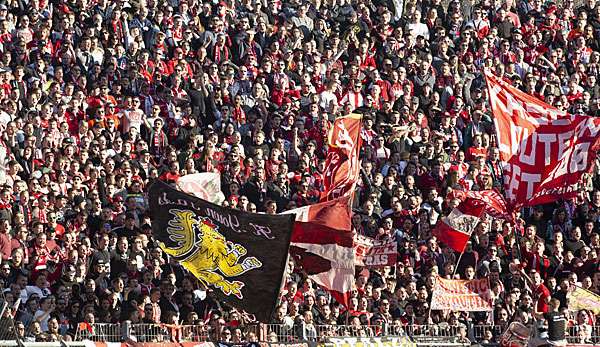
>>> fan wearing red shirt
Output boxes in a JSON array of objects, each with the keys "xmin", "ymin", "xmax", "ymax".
[
  {"xmin": 369, "ymin": 70, "xmax": 391, "ymax": 101},
  {"xmin": 466, "ymin": 135, "xmax": 487, "ymax": 162},
  {"xmin": 530, "ymin": 270, "xmax": 551, "ymax": 314},
  {"xmin": 159, "ymin": 161, "xmax": 181, "ymax": 183},
  {"xmin": 356, "ymin": 42, "xmax": 376, "ymax": 71},
  {"xmin": 566, "ymin": 19, "xmax": 586, "ymax": 42}
]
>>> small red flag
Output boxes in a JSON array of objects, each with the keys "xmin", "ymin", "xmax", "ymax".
[{"xmin": 433, "ymin": 199, "xmax": 485, "ymax": 253}]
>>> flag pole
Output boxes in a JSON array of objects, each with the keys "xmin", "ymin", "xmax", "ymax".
[
  {"xmin": 452, "ymin": 249, "xmax": 465, "ymax": 279},
  {"xmin": 346, "ymin": 188, "xmax": 356, "ymax": 328}
]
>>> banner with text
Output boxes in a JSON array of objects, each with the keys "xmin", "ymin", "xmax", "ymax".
[
  {"xmin": 485, "ymin": 71, "xmax": 600, "ymax": 208},
  {"xmin": 354, "ymin": 235, "xmax": 397, "ymax": 267},
  {"xmin": 431, "ymin": 277, "xmax": 493, "ymax": 311}
]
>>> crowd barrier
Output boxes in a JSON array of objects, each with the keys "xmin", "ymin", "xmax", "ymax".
[{"xmin": 66, "ymin": 322, "xmax": 600, "ymax": 345}]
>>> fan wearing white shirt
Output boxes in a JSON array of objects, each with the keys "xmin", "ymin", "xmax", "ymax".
[
  {"xmin": 319, "ymin": 80, "xmax": 338, "ymax": 113},
  {"xmin": 33, "ymin": 297, "xmax": 54, "ymax": 332},
  {"xmin": 406, "ymin": 10, "xmax": 430, "ymax": 40}
]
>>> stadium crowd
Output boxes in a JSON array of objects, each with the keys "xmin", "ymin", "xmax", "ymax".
[{"xmin": 0, "ymin": 0, "xmax": 597, "ymax": 343}]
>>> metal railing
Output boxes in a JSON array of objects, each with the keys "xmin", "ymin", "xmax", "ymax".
[
  {"xmin": 73, "ymin": 323, "xmax": 125, "ymax": 342},
  {"xmin": 0, "ymin": 298, "xmax": 22, "ymax": 342},
  {"xmin": 74, "ymin": 322, "xmax": 261, "ymax": 343},
  {"xmin": 70, "ymin": 322, "xmax": 600, "ymax": 344},
  {"xmin": 0, "ymin": 302, "xmax": 15, "ymax": 341},
  {"xmin": 566, "ymin": 324, "xmax": 600, "ymax": 345}
]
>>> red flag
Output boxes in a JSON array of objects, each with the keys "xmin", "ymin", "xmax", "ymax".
[
  {"xmin": 485, "ymin": 71, "xmax": 600, "ymax": 208},
  {"xmin": 433, "ymin": 199, "xmax": 485, "ymax": 253},
  {"xmin": 284, "ymin": 197, "xmax": 354, "ymax": 307},
  {"xmin": 449, "ymin": 189, "xmax": 510, "ymax": 220},
  {"xmin": 321, "ymin": 114, "xmax": 363, "ymax": 202},
  {"xmin": 285, "ymin": 195, "xmax": 352, "ymax": 230}
]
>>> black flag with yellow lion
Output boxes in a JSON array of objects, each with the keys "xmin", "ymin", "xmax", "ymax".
[{"xmin": 148, "ymin": 180, "xmax": 295, "ymax": 322}]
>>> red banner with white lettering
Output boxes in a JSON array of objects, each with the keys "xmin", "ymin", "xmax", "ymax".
[
  {"xmin": 354, "ymin": 235, "xmax": 397, "ymax": 267},
  {"xmin": 321, "ymin": 114, "xmax": 363, "ymax": 202},
  {"xmin": 485, "ymin": 71, "xmax": 600, "ymax": 208},
  {"xmin": 431, "ymin": 276, "xmax": 493, "ymax": 311}
]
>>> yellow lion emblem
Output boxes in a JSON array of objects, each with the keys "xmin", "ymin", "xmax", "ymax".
[{"xmin": 159, "ymin": 209, "xmax": 262, "ymax": 299}]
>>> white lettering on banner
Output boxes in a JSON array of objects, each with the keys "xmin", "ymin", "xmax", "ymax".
[
  {"xmin": 364, "ymin": 254, "xmax": 389, "ymax": 266},
  {"xmin": 542, "ymin": 142, "xmax": 591, "ymax": 185},
  {"xmin": 486, "ymin": 71, "xmax": 600, "ymax": 207},
  {"xmin": 522, "ymin": 173, "xmax": 542, "ymax": 199},
  {"xmin": 557, "ymin": 131, "xmax": 574, "ymax": 159},
  {"xmin": 353, "ymin": 235, "xmax": 397, "ymax": 267},
  {"xmin": 509, "ymin": 120, "xmax": 529, "ymax": 155},
  {"xmin": 538, "ymin": 134, "xmax": 557, "ymax": 166},
  {"xmin": 575, "ymin": 117, "xmax": 600, "ymax": 138},
  {"xmin": 571, "ymin": 143, "xmax": 590, "ymax": 171},
  {"xmin": 530, "ymin": 183, "xmax": 579, "ymax": 200},
  {"xmin": 505, "ymin": 164, "xmax": 521, "ymax": 201},
  {"xmin": 504, "ymin": 165, "xmax": 541, "ymax": 200},
  {"xmin": 431, "ymin": 277, "xmax": 493, "ymax": 311},
  {"xmin": 518, "ymin": 133, "xmax": 536, "ymax": 165}
]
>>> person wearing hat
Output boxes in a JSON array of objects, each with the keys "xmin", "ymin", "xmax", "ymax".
[
  {"xmin": 511, "ymin": 27, "xmax": 523, "ymax": 40},
  {"xmin": 0, "ymin": 4, "xmax": 7, "ymax": 17},
  {"xmin": 72, "ymin": 194, "xmax": 86, "ymax": 211},
  {"xmin": 91, "ymin": 233, "xmax": 111, "ymax": 273}
]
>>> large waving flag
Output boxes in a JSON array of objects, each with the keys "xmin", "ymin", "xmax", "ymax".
[
  {"xmin": 485, "ymin": 71, "xmax": 600, "ymax": 208},
  {"xmin": 432, "ymin": 198, "xmax": 485, "ymax": 253},
  {"xmin": 321, "ymin": 114, "xmax": 363, "ymax": 201},
  {"xmin": 148, "ymin": 180, "xmax": 294, "ymax": 322},
  {"xmin": 283, "ymin": 196, "xmax": 355, "ymax": 307}
]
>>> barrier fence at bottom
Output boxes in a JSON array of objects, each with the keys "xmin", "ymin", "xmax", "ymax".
[{"xmin": 66, "ymin": 322, "xmax": 600, "ymax": 345}]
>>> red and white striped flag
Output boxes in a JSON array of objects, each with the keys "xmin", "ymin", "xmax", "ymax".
[
  {"xmin": 432, "ymin": 199, "xmax": 485, "ymax": 253},
  {"xmin": 283, "ymin": 196, "xmax": 354, "ymax": 307},
  {"xmin": 449, "ymin": 189, "xmax": 510, "ymax": 220}
]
